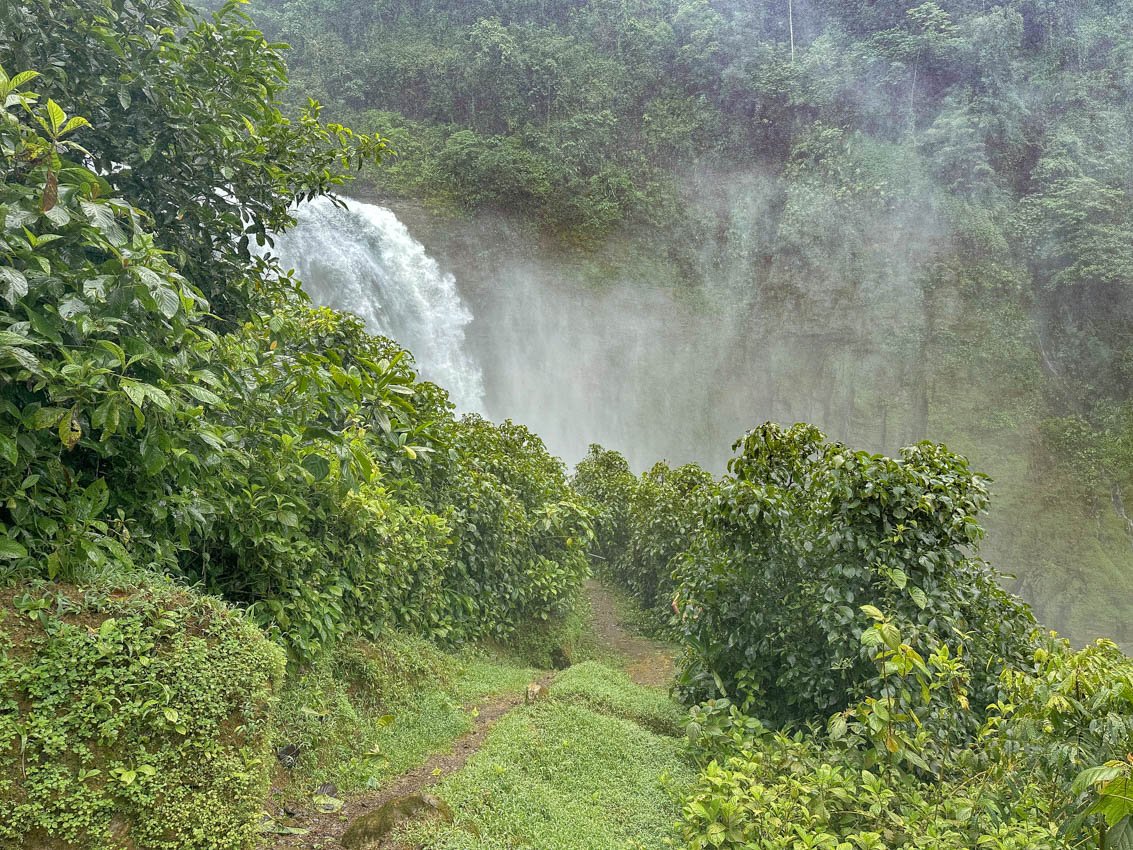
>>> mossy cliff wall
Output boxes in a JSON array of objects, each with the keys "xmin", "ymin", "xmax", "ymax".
[{"xmin": 0, "ymin": 584, "xmax": 285, "ymax": 850}]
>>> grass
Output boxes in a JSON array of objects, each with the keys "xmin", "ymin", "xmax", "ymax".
[
  {"xmin": 402, "ymin": 664, "xmax": 694, "ymax": 850},
  {"xmin": 270, "ymin": 634, "xmax": 538, "ymax": 796},
  {"xmin": 550, "ymin": 661, "xmax": 687, "ymax": 736}
]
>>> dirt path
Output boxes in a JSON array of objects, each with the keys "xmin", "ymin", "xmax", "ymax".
[
  {"xmin": 584, "ymin": 579, "xmax": 676, "ymax": 688},
  {"xmin": 265, "ymin": 581, "xmax": 673, "ymax": 848},
  {"xmin": 265, "ymin": 673, "xmax": 551, "ymax": 849}
]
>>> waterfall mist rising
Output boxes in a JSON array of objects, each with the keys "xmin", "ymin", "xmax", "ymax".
[
  {"xmin": 266, "ymin": 189, "xmax": 1132, "ymax": 645},
  {"xmin": 270, "ymin": 196, "xmax": 485, "ymax": 412}
]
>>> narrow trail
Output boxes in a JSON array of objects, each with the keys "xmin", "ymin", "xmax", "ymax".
[
  {"xmin": 265, "ymin": 580, "xmax": 673, "ymax": 848},
  {"xmin": 584, "ymin": 578, "xmax": 676, "ymax": 688},
  {"xmin": 265, "ymin": 676, "xmax": 551, "ymax": 849}
]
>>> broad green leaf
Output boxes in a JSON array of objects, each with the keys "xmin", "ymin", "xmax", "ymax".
[
  {"xmin": 860, "ymin": 604, "xmax": 885, "ymax": 621},
  {"xmin": 181, "ymin": 384, "xmax": 223, "ymax": 406},
  {"xmin": 0, "ymin": 538, "xmax": 28, "ymax": 560},
  {"xmin": 142, "ymin": 384, "xmax": 173, "ymax": 411},
  {"xmin": 79, "ymin": 198, "xmax": 126, "ymax": 246},
  {"xmin": 45, "ymin": 98, "xmax": 65, "ymax": 134},
  {"xmin": 153, "ymin": 287, "xmax": 180, "ymax": 319},
  {"xmin": 29, "ymin": 406, "xmax": 67, "ymax": 429},
  {"xmin": 0, "ymin": 266, "xmax": 28, "ymax": 303},
  {"xmin": 302, "ymin": 453, "xmax": 331, "ymax": 481},
  {"xmin": 0, "ymin": 330, "xmax": 37, "ymax": 347},
  {"xmin": 1074, "ymin": 764, "xmax": 1127, "ymax": 794},
  {"xmin": 60, "ymin": 115, "xmax": 91, "ymax": 136},
  {"xmin": 120, "ymin": 380, "xmax": 146, "ymax": 409},
  {"xmin": 0, "ymin": 433, "xmax": 17, "ymax": 466},
  {"xmin": 59, "ymin": 408, "xmax": 82, "ymax": 450}
]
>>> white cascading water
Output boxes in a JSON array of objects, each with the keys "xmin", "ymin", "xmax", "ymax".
[{"xmin": 270, "ymin": 196, "xmax": 486, "ymax": 411}]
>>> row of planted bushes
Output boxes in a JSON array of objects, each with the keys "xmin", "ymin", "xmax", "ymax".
[
  {"xmin": 572, "ymin": 445, "xmax": 712, "ymax": 628},
  {"xmin": 0, "ymin": 43, "xmax": 591, "ymax": 666},
  {"xmin": 0, "ymin": 4, "xmax": 594, "ymax": 846},
  {"xmin": 573, "ymin": 423, "xmax": 1133, "ymax": 848}
]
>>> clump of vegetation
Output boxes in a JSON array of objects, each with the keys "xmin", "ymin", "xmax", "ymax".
[
  {"xmin": 0, "ymin": 1, "xmax": 592, "ymax": 667},
  {"xmin": 270, "ymin": 635, "xmax": 536, "ymax": 795},
  {"xmin": 676, "ymin": 629, "xmax": 1133, "ymax": 850},
  {"xmin": 579, "ymin": 423, "xmax": 1133, "ymax": 848},
  {"xmin": 404, "ymin": 689, "xmax": 695, "ymax": 850},
  {"xmin": 549, "ymin": 661, "xmax": 686, "ymax": 736},
  {"xmin": 674, "ymin": 422, "xmax": 1036, "ymax": 728},
  {"xmin": 573, "ymin": 446, "xmax": 713, "ymax": 632},
  {"xmin": 571, "ymin": 444, "xmax": 638, "ymax": 570},
  {"xmin": 0, "ymin": 583, "xmax": 284, "ymax": 850}
]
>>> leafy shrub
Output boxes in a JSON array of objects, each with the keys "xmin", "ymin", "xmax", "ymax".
[
  {"xmin": 620, "ymin": 461, "xmax": 713, "ymax": 623},
  {"xmin": 572, "ymin": 448, "xmax": 712, "ymax": 631},
  {"xmin": 677, "ymin": 626, "xmax": 1133, "ymax": 850},
  {"xmin": 0, "ymin": 583, "xmax": 284, "ymax": 850},
  {"xmin": 674, "ymin": 423, "xmax": 1036, "ymax": 728},
  {"xmin": 423, "ymin": 415, "xmax": 593, "ymax": 643},
  {"xmin": 571, "ymin": 444, "xmax": 637, "ymax": 570},
  {"xmin": 1, "ymin": 0, "xmax": 386, "ymax": 316},
  {"xmin": 0, "ymin": 61, "xmax": 592, "ymax": 664}
]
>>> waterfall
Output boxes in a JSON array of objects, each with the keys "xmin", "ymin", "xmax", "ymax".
[{"xmin": 270, "ymin": 196, "xmax": 486, "ymax": 411}]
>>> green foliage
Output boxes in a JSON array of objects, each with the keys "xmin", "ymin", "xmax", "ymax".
[
  {"xmin": 677, "ymin": 632, "xmax": 1133, "ymax": 850},
  {"xmin": 619, "ymin": 461, "xmax": 714, "ymax": 621},
  {"xmin": 0, "ymin": 583, "xmax": 284, "ymax": 850},
  {"xmin": 269, "ymin": 635, "xmax": 536, "ymax": 794},
  {"xmin": 571, "ymin": 444, "xmax": 637, "ymax": 568},
  {"xmin": 674, "ymin": 423, "xmax": 1036, "ymax": 728},
  {"xmin": 0, "ymin": 64, "xmax": 218, "ymax": 585},
  {"xmin": 573, "ymin": 448, "xmax": 713, "ymax": 631},
  {"xmin": 1, "ymin": 0, "xmax": 387, "ymax": 316},
  {"xmin": 419, "ymin": 414, "xmax": 594, "ymax": 643},
  {"xmin": 0, "ymin": 61, "xmax": 592, "ymax": 664}
]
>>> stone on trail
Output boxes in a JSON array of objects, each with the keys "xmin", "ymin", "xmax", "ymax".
[
  {"xmin": 525, "ymin": 682, "xmax": 547, "ymax": 703},
  {"xmin": 341, "ymin": 793, "xmax": 454, "ymax": 849}
]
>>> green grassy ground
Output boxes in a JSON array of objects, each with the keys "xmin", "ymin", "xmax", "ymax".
[
  {"xmin": 268, "ymin": 585, "xmax": 693, "ymax": 849},
  {"xmin": 402, "ymin": 681, "xmax": 694, "ymax": 850},
  {"xmin": 549, "ymin": 661, "xmax": 687, "ymax": 736},
  {"xmin": 270, "ymin": 636, "xmax": 538, "ymax": 795}
]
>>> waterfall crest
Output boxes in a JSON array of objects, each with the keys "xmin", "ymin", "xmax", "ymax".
[{"xmin": 271, "ymin": 196, "xmax": 486, "ymax": 411}]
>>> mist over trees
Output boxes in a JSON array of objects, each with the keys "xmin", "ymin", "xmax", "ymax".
[{"xmin": 240, "ymin": 0, "xmax": 1133, "ymax": 648}]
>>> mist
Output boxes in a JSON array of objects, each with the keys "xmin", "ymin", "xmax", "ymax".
[
  {"xmin": 277, "ymin": 156, "xmax": 1133, "ymax": 649},
  {"xmin": 385, "ymin": 165, "xmax": 945, "ymax": 474}
]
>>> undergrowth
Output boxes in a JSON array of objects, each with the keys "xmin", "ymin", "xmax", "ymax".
[
  {"xmin": 269, "ymin": 634, "xmax": 537, "ymax": 796},
  {"xmin": 0, "ymin": 582, "xmax": 284, "ymax": 850},
  {"xmin": 550, "ymin": 661, "xmax": 686, "ymax": 736},
  {"xmin": 403, "ymin": 686, "xmax": 694, "ymax": 850}
]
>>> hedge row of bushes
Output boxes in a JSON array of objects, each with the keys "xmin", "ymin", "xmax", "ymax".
[
  {"xmin": 0, "ymin": 4, "xmax": 593, "ymax": 846},
  {"xmin": 575, "ymin": 423, "xmax": 1133, "ymax": 848}
]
